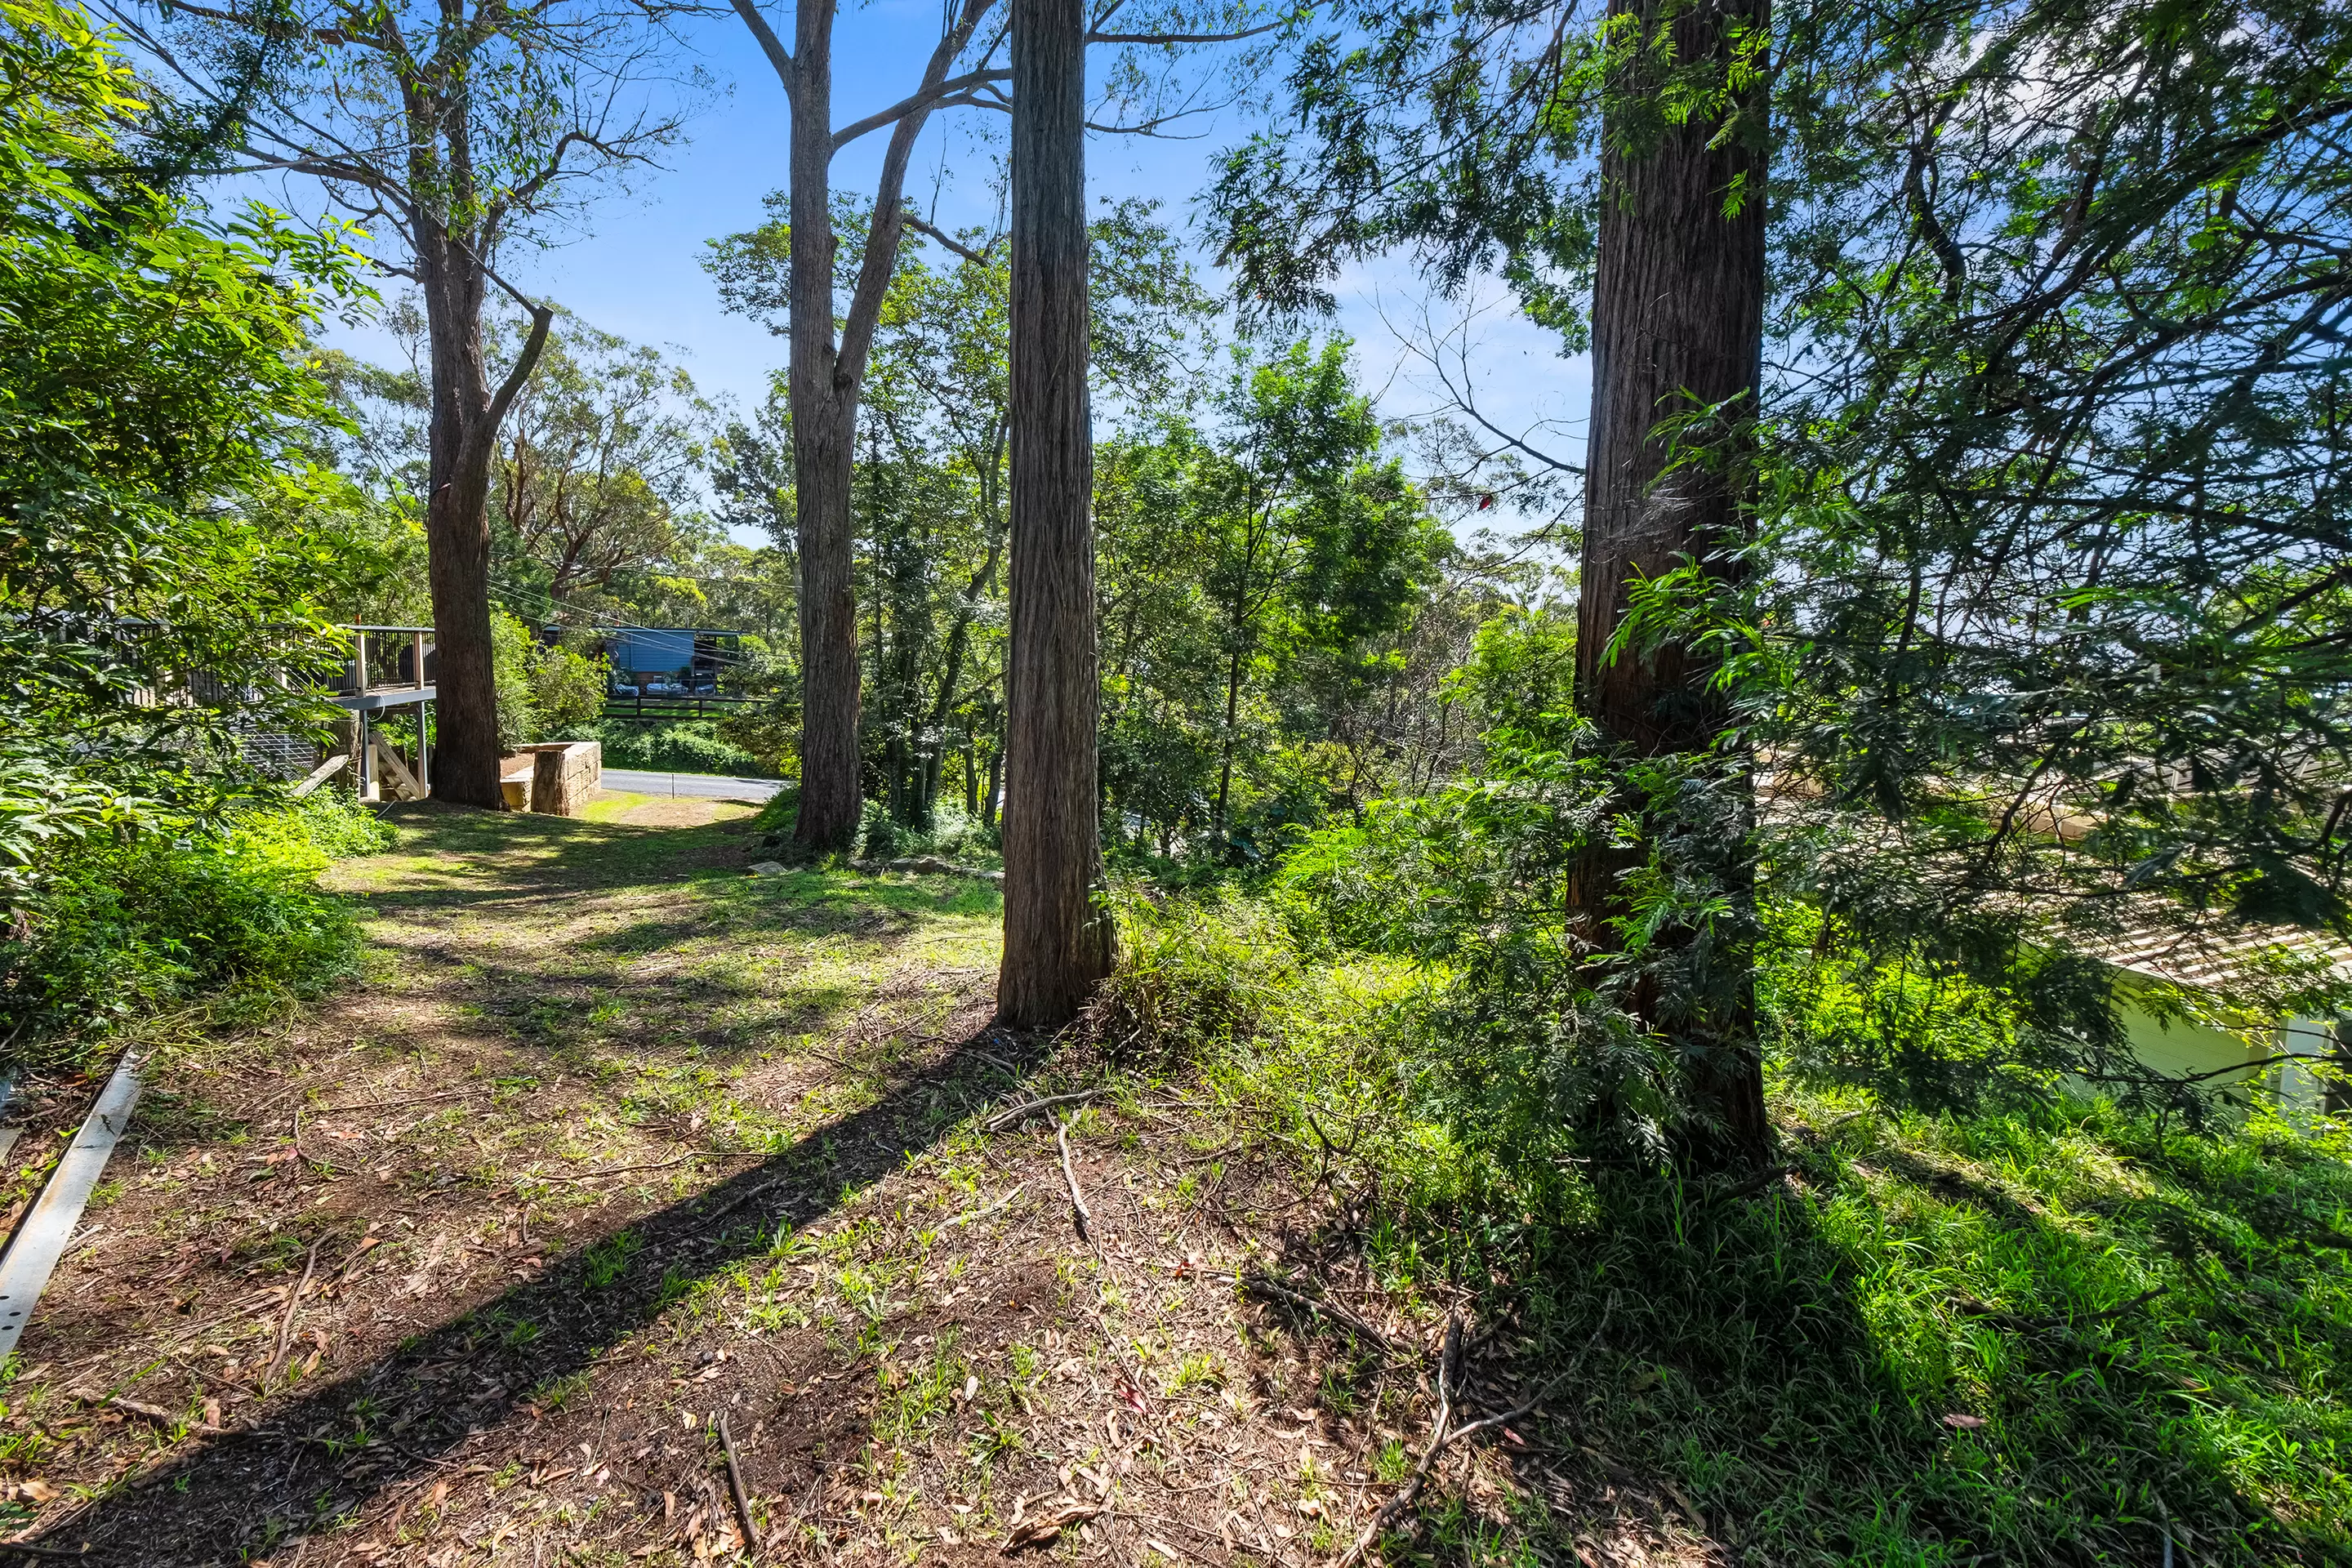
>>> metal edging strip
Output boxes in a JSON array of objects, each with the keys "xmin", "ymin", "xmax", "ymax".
[{"xmin": 0, "ymin": 1054, "xmax": 141, "ymax": 1359}]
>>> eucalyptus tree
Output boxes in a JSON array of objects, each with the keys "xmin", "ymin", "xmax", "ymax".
[
  {"xmin": 1196, "ymin": 341, "xmax": 1443, "ymax": 845},
  {"xmin": 714, "ymin": 0, "xmax": 1268, "ymax": 856},
  {"xmin": 1093, "ymin": 345, "xmax": 1446, "ymax": 862},
  {"xmin": 998, "ymin": 0, "xmax": 1107, "ymax": 1022},
  {"xmin": 1216, "ymin": 0, "xmax": 2352, "ymax": 1147},
  {"xmin": 841, "ymin": 200, "xmax": 1209, "ymax": 833},
  {"xmin": 118, "ymin": 0, "xmax": 701, "ymax": 806}
]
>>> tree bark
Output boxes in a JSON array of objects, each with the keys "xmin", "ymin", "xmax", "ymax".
[
  {"xmin": 415, "ymin": 216, "xmax": 552, "ymax": 809},
  {"xmin": 1575, "ymin": 0, "xmax": 1770, "ymax": 1168},
  {"xmin": 740, "ymin": 0, "xmax": 997, "ymax": 853},
  {"xmin": 998, "ymin": 0, "xmax": 1111, "ymax": 1026},
  {"xmin": 783, "ymin": 0, "xmax": 865, "ymax": 852}
]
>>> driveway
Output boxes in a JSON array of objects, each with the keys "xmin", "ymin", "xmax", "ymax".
[{"xmin": 601, "ymin": 767, "xmax": 786, "ymax": 801}]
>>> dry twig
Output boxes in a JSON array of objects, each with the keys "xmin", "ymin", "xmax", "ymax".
[
  {"xmin": 990, "ymin": 1089, "xmax": 1105, "ymax": 1134},
  {"xmin": 718, "ymin": 1413, "xmax": 762, "ymax": 1554},
  {"xmin": 938, "ymin": 1183, "xmax": 1026, "ymax": 1231},
  {"xmin": 1056, "ymin": 1119, "xmax": 1095, "ymax": 1247},
  {"xmin": 1232, "ymin": 1272, "xmax": 1399, "ymax": 1356},
  {"xmin": 529, "ymin": 1150, "xmax": 764, "ymax": 1186},
  {"xmin": 314, "ymin": 1089, "xmax": 486, "ymax": 1116},
  {"xmin": 105, "ymin": 1397, "xmax": 226, "ymax": 1437},
  {"xmin": 1337, "ymin": 1314, "xmax": 1461, "ymax": 1568},
  {"xmin": 261, "ymin": 1237, "xmax": 323, "ymax": 1391}
]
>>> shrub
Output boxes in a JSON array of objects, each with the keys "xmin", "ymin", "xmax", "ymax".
[
  {"xmin": 1098, "ymin": 887, "xmax": 2352, "ymax": 1566},
  {"xmin": 488, "ymin": 614, "xmax": 611, "ymax": 747},
  {"xmin": 858, "ymin": 800, "xmax": 997, "ymax": 866},
  {"xmin": 530, "ymin": 635, "xmax": 608, "ymax": 735},
  {"xmin": 490, "ymin": 611, "xmax": 541, "ymax": 752},
  {"xmin": 0, "ymin": 791, "xmax": 389, "ymax": 1070},
  {"xmin": 593, "ymin": 719, "xmax": 764, "ymax": 777}
]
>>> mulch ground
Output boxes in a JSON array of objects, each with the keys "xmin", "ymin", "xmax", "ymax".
[{"xmin": 0, "ymin": 800, "xmax": 1710, "ymax": 1567}]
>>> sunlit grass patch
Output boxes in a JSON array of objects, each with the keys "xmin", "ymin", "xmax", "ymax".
[{"xmin": 581, "ymin": 791, "xmax": 656, "ymax": 823}]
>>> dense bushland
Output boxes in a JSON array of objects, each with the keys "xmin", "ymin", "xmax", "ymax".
[{"xmin": 1095, "ymin": 882, "xmax": 2352, "ymax": 1564}]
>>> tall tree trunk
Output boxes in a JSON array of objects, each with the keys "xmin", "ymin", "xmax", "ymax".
[
  {"xmin": 416, "ymin": 220, "xmax": 551, "ymax": 809},
  {"xmin": 1574, "ymin": 0, "xmax": 1770, "ymax": 1168},
  {"xmin": 733, "ymin": 0, "xmax": 996, "ymax": 853},
  {"xmin": 786, "ymin": 0, "xmax": 865, "ymax": 853},
  {"xmin": 999, "ymin": 0, "xmax": 1110, "ymax": 1025}
]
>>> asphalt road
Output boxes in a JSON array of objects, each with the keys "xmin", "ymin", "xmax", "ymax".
[{"xmin": 602, "ymin": 768, "xmax": 786, "ymax": 801}]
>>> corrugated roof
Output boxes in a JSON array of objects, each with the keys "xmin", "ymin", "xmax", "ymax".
[{"xmin": 2082, "ymin": 909, "xmax": 2352, "ymax": 991}]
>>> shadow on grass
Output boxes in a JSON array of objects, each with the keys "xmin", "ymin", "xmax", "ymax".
[
  {"xmin": 342, "ymin": 800, "xmax": 1000, "ymax": 1063},
  {"xmin": 1266, "ymin": 1138, "xmax": 2336, "ymax": 1567},
  {"xmin": 352, "ymin": 801, "xmax": 998, "ymax": 925},
  {"xmin": 29, "ymin": 1023, "xmax": 1042, "ymax": 1564}
]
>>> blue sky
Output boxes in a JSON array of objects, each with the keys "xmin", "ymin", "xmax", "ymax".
[{"xmin": 310, "ymin": 1, "xmax": 1588, "ymax": 515}]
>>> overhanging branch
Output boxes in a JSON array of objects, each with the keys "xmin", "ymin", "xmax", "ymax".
[
  {"xmin": 832, "ymin": 67, "xmax": 1012, "ymax": 150},
  {"xmin": 904, "ymin": 212, "xmax": 996, "ymax": 266}
]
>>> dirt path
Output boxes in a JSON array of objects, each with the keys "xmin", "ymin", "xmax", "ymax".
[{"xmin": 0, "ymin": 803, "xmax": 1691, "ymax": 1568}]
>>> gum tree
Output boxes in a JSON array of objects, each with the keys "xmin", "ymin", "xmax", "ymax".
[
  {"xmin": 119, "ymin": 0, "xmax": 698, "ymax": 805},
  {"xmin": 716, "ymin": 0, "xmax": 1269, "ymax": 854}
]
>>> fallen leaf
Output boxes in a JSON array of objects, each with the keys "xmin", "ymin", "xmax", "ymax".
[
  {"xmin": 1002, "ymin": 1499, "xmax": 1101, "ymax": 1553},
  {"xmin": 1145, "ymin": 1540, "xmax": 1178, "ymax": 1561},
  {"xmin": 1941, "ymin": 1413, "xmax": 1986, "ymax": 1430}
]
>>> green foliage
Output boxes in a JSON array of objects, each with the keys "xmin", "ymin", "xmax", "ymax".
[
  {"xmin": 1221, "ymin": 0, "xmax": 2352, "ymax": 1094},
  {"xmin": 489, "ymin": 612, "xmax": 542, "ymax": 752},
  {"xmin": 1445, "ymin": 603, "xmax": 1579, "ymax": 759},
  {"xmin": 1735, "ymin": 0, "xmax": 2352, "ymax": 989},
  {"xmin": 592, "ymin": 720, "xmax": 763, "ymax": 777},
  {"xmin": 856, "ymin": 800, "xmax": 996, "ymax": 866},
  {"xmin": 0, "ymin": 793, "xmax": 388, "ymax": 1069},
  {"xmin": 488, "ymin": 612, "xmax": 608, "ymax": 748},
  {"xmin": 0, "ymin": 0, "xmax": 366, "ymax": 882},
  {"xmin": 1285, "ymin": 737, "xmax": 1758, "ymax": 1160},
  {"xmin": 528, "ymin": 635, "xmax": 608, "ymax": 736},
  {"xmin": 1118, "ymin": 887, "xmax": 2352, "ymax": 1564},
  {"xmin": 1099, "ymin": 339, "xmax": 1448, "ymax": 865}
]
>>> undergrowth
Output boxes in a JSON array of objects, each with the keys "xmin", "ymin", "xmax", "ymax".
[
  {"xmin": 1102, "ymin": 886, "xmax": 2352, "ymax": 1566},
  {"xmin": 0, "ymin": 790, "xmax": 392, "ymax": 1071}
]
